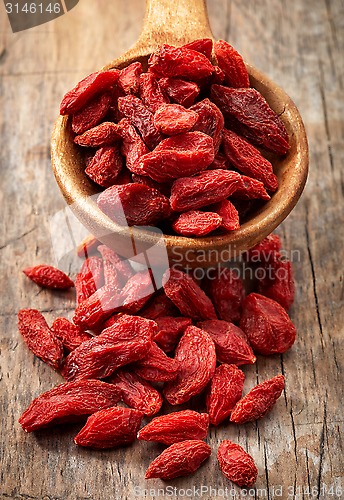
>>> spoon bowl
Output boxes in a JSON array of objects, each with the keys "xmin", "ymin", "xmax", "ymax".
[{"xmin": 51, "ymin": 0, "xmax": 308, "ymax": 267}]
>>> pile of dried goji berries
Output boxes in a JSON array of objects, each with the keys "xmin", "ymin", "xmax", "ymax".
[
  {"xmin": 59, "ymin": 38, "xmax": 290, "ymax": 236},
  {"xmin": 18, "ymin": 232, "xmax": 296, "ymax": 487}
]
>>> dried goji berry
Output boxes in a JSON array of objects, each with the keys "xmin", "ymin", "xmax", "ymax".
[
  {"xmin": 217, "ymin": 440, "xmax": 258, "ymax": 487},
  {"xmin": 170, "ymin": 169, "xmax": 241, "ymax": 212},
  {"xmin": 230, "ymin": 374, "xmax": 285, "ymax": 423},
  {"xmin": 205, "ymin": 267, "xmax": 245, "ymax": 323},
  {"xmin": 257, "ymin": 257, "xmax": 295, "ymax": 310},
  {"xmin": 153, "ymin": 316, "xmax": 192, "ymax": 352},
  {"xmin": 222, "ymin": 129, "xmax": 278, "ymax": 191},
  {"xmin": 118, "ymin": 62, "xmax": 142, "ymax": 95},
  {"xmin": 134, "ymin": 341, "xmax": 180, "ymax": 382},
  {"xmin": 172, "ymin": 210, "xmax": 222, "ymax": 236},
  {"xmin": 211, "ymin": 85, "xmax": 290, "ymax": 155},
  {"xmin": 207, "ymin": 200, "xmax": 240, "ymax": 231},
  {"xmin": 163, "ymin": 268, "xmax": 217, "ymax": 321},
  {"xmin": 60, "ymin": 69, "xmax": 120, "ymax": 115},
  {"xmin": 245, "ymin": 233, "xmax": 282, "ymax": 263},
  {"xmin": 61, "ymin": 314, "xmax": 155, "ymax": 381},
  {"xmin": 23, "ymin": 264, "xmax": 74, "ymax": 290},
  {"xmin": 240, "ymin": 293, "xmax": 296, "ymax": 355},
  {"xmin": 138, "ymin": 131, "xmax": 215, "ymax": 183},
  {"xmin": 158, "ymin": 77, "xmax": 200, "ymax": 107},
  {"xmin": 206, "ymin": 364, "xmax": 245, "ymax": 425},
  {"xmin": 19, "ymin": 379, "xmax": 121, "ymax": 432},
  {"xmin": 74, "ymin": 406, "xmax": 144, "ymax": 449},
  {"xmin": 73, "ymin": 285, "xmax": 122, "ymax": 330},
  {"xmin": 108, "ymin": 369, "xmax": 162, "ymax": 416},
  {"xmin": 85, "ymin": 145, "xmax": 123, "ymax": 188},
  {"xmin": 148, "ymin": 44, "xmax": 213, "ymax": 80},
  {"xmin": 154, "ymin": 104, "xmax": 198, "ymax": 135},
  {"xmin": 214, "ymin": 40, "xmax": 250, "ymax": 88},
  {"xmin": 191, "ymin": 98, "xmax": 224, "ymax": 153},
  {"xmin": 164, "ymin": 325, "xmax": 216, "ymax": 405},
  {"xmin": 145, "ymin": 440, "xmax": 211, "ymax": 479},
  {"xmin": 118, "ymin": 95, "xmax": 163, "ymax": 150},
  {"xmin": 183, "ymin": 38, "xmax": 213, "ymax": 59},
  {"xmin": 52, "ymin": 317, "xmax": 92, "ymax": 352},
  {"xmin": 18, "ymin": 309, "xmax": 64, "ymax": 370},
  {"xmin": 97, "ymin": 183, "xmax": 171, "ymax": 226},
  {"xmin": 140, "ymin": 290, "xmax": 179, "ymax": 319},
  {"xmin": 74, "ymin": 121, "xmax": 121, "ymax": 148},
  {"xmin": 138, "ymin": 410, "xmax": 209, "ymax": 445},
  {"xmin": 75, "ymin": 256, "xmax": 104, "ymax": 304},
  {"xmin": 233, "ymin": 174, "xmax": 271, "ymax": 201},
  {"xmin": 198, "ymin": 319, "xmax": 256, "ymax": 366},
  {"xmin": 139, "ymin": 73, "xmax": 169, "ymax": 114},
  {"xmin": 71, "ymin": 92, "xmax": 112, "ymax": 135}
]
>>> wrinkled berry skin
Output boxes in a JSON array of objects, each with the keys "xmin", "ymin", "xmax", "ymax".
[{"xmin": 218, "ymin": 440, "xmax": 258, "ymax": 487}]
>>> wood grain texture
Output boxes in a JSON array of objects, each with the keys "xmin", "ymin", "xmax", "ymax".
[{"xmin": 0, "ymin": 0, "xmax": 343, "ymax": 499}]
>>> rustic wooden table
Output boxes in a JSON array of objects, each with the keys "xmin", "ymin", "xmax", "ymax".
[{"xmin": 1, "ymin": 0, "xmax": 343, "ymax": 499}]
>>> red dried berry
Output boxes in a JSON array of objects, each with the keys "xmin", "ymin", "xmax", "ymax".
[
  {"xmin": 61, "ymin": 314, "xmax": 155, "ymax": 381},
  {"xmin": 198, "ymin": 320, "xmax": 256, "ymax": 366},
  {"xmin": 74, "ymin": 406, "xmax": 144, "ymax": 449},
  {"xmin": 218, "ymin": 440, "xmax": 258, "ymax": 487},
  {"xmin": 191, "ymin": 98, "xmax": 224, "ymax": 153},
  {"xmin": 97, "ymin": 182, "xmax": 171, "ymax": 226},
  {"xmin": 211, "ymin": 85, "xmax": 290, "ymax": 155},
  {"xmin": 108, "ymin": 369, "xmax": 162, "ymax": 416},
  {"xmin": 74, "ymin": 121, "xmax": 121, "ymax": 148},
  {"xmin": 18, "ymin": 309, "xmax": 64, "ymax": 370},
  {"xmin": 214, "ymin": 40, "xmax": 250, "ymax": 88},
  {"xmin": 75, "ymin": 256, "xmax": 104, "ymax": 304},
  {"xmin": 85, "ymin": 145, "xmax": 123, "ymax": 188},
  {"xmin": 19, "ymin": 379, "xmax": 121, "ymax": 432},
  {"xmin": 170, "ymin": 169, "xmax": 241, "ymax": 212},
  {"xmin": 118, "ymin": 95, "xmax": 163, "ymax": 150},
  {"xmin": 158, "ymin": 77, "xmax": 200, "ymax": 107},
  {"xmin": 258, "ymin": 257, "xmax": 295, "ymax": 310},
  {"xmin": 153, "ymin": 316, "xmax": 192, "ymax": 352},
  {"xmin": 154, "ymin": 104, "xmax": 198, "ymax": 135},
  {"xmin": 205, "ymin": 267, "xmax": 245, "ymax": 323},
  {"xmin": 172, "ymin": 210, "xmax": 222, "ymax": 236},
  {"xmin": 164, "ymin": 325, "xmax": 216, "ymax": 405},
  {"xmin": 145, "ymin": 440, "xmax": 211, "ymax": 480},
  {"xmin": 60, "ymin": 69, "xmax": 120, "ymax": 115},
  {"xmin": 163, "ymin": 268, "xmax": 217, "ymax": 321},
  {"xmin": 206, "ymin": 364, "xmax": 245, "ymax": 425},
  {"xmin": 139, "ymin": 131, "xmax": 215, "ymax": 183},
  {"xmin": 222, "ymin": 129, "xmax": 278, "ymax": 192},
  {"xmin": 138, "ymin": 410, "xmax": 209, "ymax": 445},
  {"xmin": 183, "ymin": 38, "xmax": 213, "ymax": 59},
  {"xmin": 240, "ymin": 293, "xmax": 296, "ymax": 355},
  {"xmin": 148, "ymin": 44, "xmax": 213, "ymax": 80},
  {"xmin": 207, "ymin": 199, "xmax": 240, "ymax": 231},
  {"xmin": 233, "ymin": 174, "xmax": 271, "ymax": 201},
  {"xmin": 71, "ymin": 92, "xmax": 112, "ymax": 135},
  {"xmin": 23, "ymin": 264, "xmax": 74, "ymax": 290},
  {"xmin": 52, "ymin": 317, "xmax": 92, "ymax": 352},
  {"xmin": 134, "ymin": 341, "xmax": 180, "ymax": 382},
  {"xmin": 230, "ymin": 374, "xmax": 285, "ymax": 423},
  {"xmin": 139, "ymin": 73, "xmax": 170, "ymax": 114},
  {"xmin": 118, "ymin": 62, "xmax": 142, "ymax": 95},
  {"xmin": 117, "ymin": 118, "xmax": 150, "ymax": 173},
  {"xmin": 73, "ymin": 285, "xmax": 122, "ymax": 330}
]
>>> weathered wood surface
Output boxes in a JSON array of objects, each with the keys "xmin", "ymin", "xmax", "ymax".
[{"xmin": 0, "ymin": 0, "xmax": 343, "ymax": 499}]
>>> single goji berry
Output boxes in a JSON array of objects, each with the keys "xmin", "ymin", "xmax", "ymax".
[
  {"xmin": 19, "ymin": 379, "xmax": 121, "ymax": 432},
  {"xmin": 138, "ymin": 410, "xmax": 209, "ymax": 445},
  {"xmin": 214, "ymin": 40, "xmax": 250, "ymax": 88},
  {"xmin": 85, "ymin": 145, "xmax": 123, "ymax": 188},
  {"xmin": 118, "ymin": 62, "xmax": 142, "ymax": 95},
  {"xmin": 170, "ymin": 169, "xmax": 241, "ymax": 212},
  {"xmin": 60, "ymin": 69, "xmax": 120, "ymax": 115},
  {"xmin": 18, "ymin": 309, "xmax": 64, "ymax": 370},
  {"xmin": 154, "ymin": 104, "xmax": 198, "ymax": 135},
  {"xmin": 205, "ymin": 267, "xmax": 245, "ymax": 323},
  {"xmin": 207, "ymin": 199, "xmax": 240, "ymax": 231},
  {"xmin": 75, "ymin": 256, "xmax": 104, "ymax": 304},
  {"xmin": 172, "ymin": 210, "xmax": 222, "ymax": 236},
  {"xmin": 71, "ymin": 92, "xmax": 112, "ymax": 135},
  {"xmin": 134, "ymin": 341, "xmax": 180, "ymax": 382},
  {"xmin": 163, "ymin": 268, "xmax": 217, "ymax": 321},
  {"xmin": 206, "ymin": 364, "xmax": 245, "ymax": 425},
  {"xmin": 61, "ymin": 314, "xmax": 155, "ymax": 381},
  {"xmin": 153, "ymin": 316, "xmax": 192, "ymax": 352},
  {"xmin": 217, "ymin": 440, "xmax": 258, "ymax": 487},
  {"xmin": 108, "ymin": 369, "xmax": 162, "ymax": 416},
  {"xmin": 158, "ymin": 77, "xmax": 200, "ymax": 107},
  {"xmin": 198, "ymin": 319, "xmax": 256, "ymax": 366},
  {"xmin": 138, "ymin": 131, "xmax": 215, "ymax": 183},
  {"xmin": 191, "ymin": 98, "xmax": 224, "ymax": 153},
  {"xmin": 74, "ymin": 406, "xmax": 144, "ymax": 449},
  {"xmin": 183, "ymin": 38, "xmax": 213, "ymax": 59},
  {"xmin": 52, "ymin": 317, "xmax": 92, "ymax": 352},
  {"xmin": 73, "ymin": 285, "xmax": 122, "ymax": 330},
  {"xmin": 145, "ymin": 440, "xmax": 211, "ymax": 479},
  {"xmin": 23, "ymin": 264, "xmax": 74, "ymax": 290},
  {"xmin": 257, "ymin": 257, "xmax": 295, "ymax": 310},
  {"xmin": 164, "ymin": 325, "xmax": 216, "ymax": 405},
  {"xmin": 139, "ymin": 73, "xmax": 170, "ymax": 114},
  {"xmin": 230, "ymin": 374, "xmax": 285, "ymax": 423},
  {"xmin": 74, "ymin": 121, "xmax": 122, "ymax": 148},
  {"xmin": 240, "ymin": 293, "xmax": 296, "ymax": 355},
  {"xmin": 233, "ymin": 174, "xmax": 271, "ymax": 201}
]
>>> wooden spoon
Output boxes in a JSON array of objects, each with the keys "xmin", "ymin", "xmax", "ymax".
[{"xmin": 51, "ymin": 0, "xmax": 308, "ymax": 268}]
